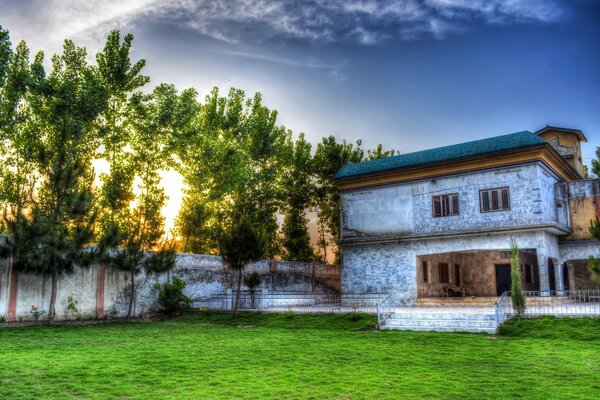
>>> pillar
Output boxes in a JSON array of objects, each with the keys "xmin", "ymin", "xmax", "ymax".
[
  {"xmin": 537, "ymin": 253, "xmax": 550, "ymax": 294},
  {"xmin": 96, "ymin": 263, "xmax": 105, "ymax": 319},
  {"xmin": 552, "ymin": 257, "xmax": 564, "ymax": 292},
  {"xmin": 566, "ymin": 261, "xmax": 576, "ymax": 291},
  {"xmin": 7, "ymin": 267, "xmax": 18, "ymax": 322}
]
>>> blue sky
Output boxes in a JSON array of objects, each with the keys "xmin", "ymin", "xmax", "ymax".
[{"xmin": 1, "ymin": 0, "xmax": 599, "ymax": 163}]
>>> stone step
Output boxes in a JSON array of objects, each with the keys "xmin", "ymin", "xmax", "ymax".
[
  {"xmin": 381, "ymin": 324, "xmax": 496, "ymax": 334},
  {"xmin": 386, "ymin": 319, "xmax": 496, "ymax": 328},
  {"xmin": 391, "ymin": 312, "xmax": 495, "ymax": 321},
  {"xmin": 416, "ymin": 298, "xmax": 498, "ymax": 307}
]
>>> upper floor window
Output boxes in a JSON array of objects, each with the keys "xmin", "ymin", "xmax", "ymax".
[
  {"xmin": 432, "ymin": 193, "xmax": 459, "ymax": 218},
  {"xmin": 480, "ymin": 187, "xmax": 510, "ymax": 212}
]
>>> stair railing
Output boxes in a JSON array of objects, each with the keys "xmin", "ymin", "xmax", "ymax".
[{"xmin": 376, "ymin": 293, "xmax": 394, "ymax": 328}]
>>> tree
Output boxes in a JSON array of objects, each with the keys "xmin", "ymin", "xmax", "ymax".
[
  {"xmin": 587, "ymin": 219, "xmax": 600, "ymax": 284},
  {"xmin": 218, "ymin": 215, "xmax": 266, "ymax": 316},
  {"xmin": 98, "ymin": 84, "xmax": 193, "ymax": 319},
  {"xmin": 280, "ymin": 134, "xmax": 317, "ymax": 261},
  {"xmin": 173, "ymin": 88, "xmax": 288, "ymax": 257},
  {"xmin": 509, "ymin": 238, "xmax": 526, "ymax": 317},
  {"xmin": 0, "ymin": 36, "xmax": 110, "ymax": 322}
]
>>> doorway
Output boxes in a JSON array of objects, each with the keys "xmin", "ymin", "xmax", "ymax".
[
  {"xmin": 495, "ymin": 264, "xmax": 511, "ymax": 295},
  {"xmin": 548, "ymin": 259, "xmax": 556, "ymax": 291}
]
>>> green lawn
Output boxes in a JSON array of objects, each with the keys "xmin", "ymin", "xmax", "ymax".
[{"xmin": 0, "ymin": 313, "xmax": 599, "ymax": 399}]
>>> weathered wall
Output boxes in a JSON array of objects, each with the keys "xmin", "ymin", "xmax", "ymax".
[
  {"xmin": 0, "ymin": 253, "xmax": 339, "ymax": 322},
  {"xmin": 558, "ymin": 179, "xmax": 600, "ymax": 241},
  {"xmin": 538, "ymin": 129, "xmax": 584, "ymax": 176},
  {"xmin": 340, "ymin": 163, "xmax": 565, "ymax": 241}
]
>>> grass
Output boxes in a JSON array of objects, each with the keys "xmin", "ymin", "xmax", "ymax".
[{"xmin": 0, "ymin": 313, "xmax": 599, "ymax": 399}]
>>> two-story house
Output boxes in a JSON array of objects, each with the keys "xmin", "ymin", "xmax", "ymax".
[{"xmin": 335, "ymin": 126, "xmax": 599, "ymax": 304}]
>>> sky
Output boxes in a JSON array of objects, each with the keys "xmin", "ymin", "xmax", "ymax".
[{"xmin": 1, "ymin": 0, "xmax": 599, "ymax": 235}]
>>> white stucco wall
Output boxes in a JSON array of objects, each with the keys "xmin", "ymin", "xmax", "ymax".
[{"xmin": 340, "ymin": 162, "xmax": 565, "ymax": 240}]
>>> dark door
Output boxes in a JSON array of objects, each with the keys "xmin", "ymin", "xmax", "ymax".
[
  {"xmin": 495, "ymin": 264, "xmax": 511, "ymax": 295},
  {"xmin": 548, "ymin": 259, "xmax": 556, "ymax": 292},
  {"xmin": 562, "ymin": 264, "xmax": 570, "ymax": 290}
]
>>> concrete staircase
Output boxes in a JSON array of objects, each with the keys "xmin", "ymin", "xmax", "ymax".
[{"xmin": 380, "ymin": 307, "xmax": 497, "ymax": 334}]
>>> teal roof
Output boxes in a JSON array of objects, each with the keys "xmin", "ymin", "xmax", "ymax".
[{"xmin": 335, "ymin": 130, "xmax": 548, "ymax": 180}]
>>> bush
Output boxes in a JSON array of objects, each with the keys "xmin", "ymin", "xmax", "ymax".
[
  {"xmin": 0, "ymin": 315, "xmax": 6, "ymax": 323},
  {"xmin": 156, "ymin": 276, "xmax": 192, "ymax": 315}
]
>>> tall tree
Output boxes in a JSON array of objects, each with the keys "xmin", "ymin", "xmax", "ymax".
[
  {"xmin": 313, "ymin": 136, "xmax": 364, "ymax": 264},
  {"xmin": 174, "ymin": 88, "xmax": 288, "ymax": 257},
  {"xmin": 2, "ymin": 38, "xmax": 109, "ymax": 321},
  {"xmin": 98, "ymin": 83, "xmax": 195, "ymax": 319},
  {"xmin": 280, "ymin": 133, "xmax": 316, "ymax": 261}
]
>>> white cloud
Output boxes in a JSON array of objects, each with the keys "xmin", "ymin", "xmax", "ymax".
[{"xmin": 0, "ymin": 0, "xmax": 568, "ymax": 54}]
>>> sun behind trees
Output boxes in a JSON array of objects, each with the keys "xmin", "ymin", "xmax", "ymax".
[{"xmin": 0, "ymin": 27, "xmax": 399, "ymax": 319}]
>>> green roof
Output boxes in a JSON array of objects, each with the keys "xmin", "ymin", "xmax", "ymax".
[{"xmin": 335, "ymin": 130, "xmax": 548, "ymax": 180}]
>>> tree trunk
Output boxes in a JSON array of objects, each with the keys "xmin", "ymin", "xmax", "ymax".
[
  {"xmin": 49, "ymin": 270, "xmax": 58, "ymax": 322},
  {"xmin": 127, "ymin": 269, "xmax": 136, "ymax": 320},
  {"xmin": 233, "ymin": 268, "xmax": 243, "ymax": 317}
]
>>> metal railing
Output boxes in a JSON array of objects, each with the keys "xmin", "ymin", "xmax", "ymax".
[
  {"xmin": 376, "ymin": 293, "xmax": 395, "ymax": 328},
  {"xmin": 193, "ymin": 292, "xmax": 388, "ymax": 314},
  {"xmin": 495, "ymin": 290, "xmax": 600, "ymax": 325}
]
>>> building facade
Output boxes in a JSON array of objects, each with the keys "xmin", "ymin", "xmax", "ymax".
[{"xmin": 335, "ymin": 126, "xmax": 600, "ymax": 303}]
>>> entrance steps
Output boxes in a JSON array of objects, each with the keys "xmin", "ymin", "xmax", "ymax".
[
  {"xmin": 381, "ymin": 307, "xmax": 497, "ymax": 334},
  {"xmin": 416, "ymin": 297, "xmax": 498, "ymax": 307}
]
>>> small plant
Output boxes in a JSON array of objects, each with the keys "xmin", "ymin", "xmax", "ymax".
[
  {"xmin": 0, "ymin": 315, "xmax": 6, "ymax": 323},
  {"xmin": 156, "ymin": 276, "xmax": 192, "ymax": 315},
  {"xmin": 30, "ymin": 304, "xmax": 46, "ymax": 321},
  {"xmin": 67, "ymin": 296, "xmax": 81, "ymax": 320},
  {"xmin": 510, "ymin": 238, "xmax": 526, "ymax": 317},
  {"xmin": 349, "ymin": 312, "xmax": 362, "ymax": 322},
  {"xmin": 284, "ymin": 307, "xmax": 295, "ymax": 320}
]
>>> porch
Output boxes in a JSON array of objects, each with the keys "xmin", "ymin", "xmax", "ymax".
[{"xmin": 416, "ymin": 249, "xmax": 541, "ymax": 301}]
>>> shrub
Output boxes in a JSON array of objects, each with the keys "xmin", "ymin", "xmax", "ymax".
[
  {"xmin": 156, "ymin": 276, "xmax": 192, "ymax": 315},
  {"xmin": 0, "ymin": 315, "xmax": 6, "ymax": 323},
  {"xmin": 510, "ymin": 238, "xmax": 526, "ymax": 317},
  {"xmin": 67, "ymin": 296, "xmax": 81, "ymax": 320}
]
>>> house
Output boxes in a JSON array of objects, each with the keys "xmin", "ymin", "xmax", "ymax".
[{"xmin": 335, "ymin": 126, "xmax": 600, "ymax": 304}]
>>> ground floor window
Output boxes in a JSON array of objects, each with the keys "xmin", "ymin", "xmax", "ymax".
[{"xmin": 438, "ymin": 263, "xmax": 449, "ymax": 283}]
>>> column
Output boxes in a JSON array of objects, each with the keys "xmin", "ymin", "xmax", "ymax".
[
  {"xmin": 566, "ymin": 261, "xmax": 576, "ymax": 291},
  {"xmin": 552, "ymin": 258, "xmax": 564, "ymax": 292}
]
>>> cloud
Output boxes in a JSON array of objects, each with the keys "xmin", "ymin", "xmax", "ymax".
[{"xmin": 1, "ymin": 0, "xmax": 568, "ymax": 52}]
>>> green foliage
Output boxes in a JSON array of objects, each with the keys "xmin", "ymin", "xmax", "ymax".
[
  {"xmin": 0, "ymin": 315, "xmax": 5, "ymax": 323},
  {"xmin": 588, "ymin": 219, "xmax": 600, "ymax": 283},
  {"xmin": 66, "ymin": 296, "xmax": 81, "ymax": 320},
  {"xmin": 243, "ymin": 271, "xmax": 262, "ymax": 292},
  {"xmin": 156, "ymin": 276, "xmax": 192, "ymax": 315},
  {"xmin": 509, "ymin": 238, "xmax": 526, "ymax": 316}
]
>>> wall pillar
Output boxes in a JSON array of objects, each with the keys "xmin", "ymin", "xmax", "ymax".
[
  {"xmin": 96, "ymin": 263, "xmax": 105, "ymax": 319},
  {"xmin": 537, "ymin": 253, "xmax": 550, "ymax": 294},
  {"xmin": 566, "ymin": 261, "xmax": 576, "ymax": 291},
  {"xmin": 552, "ymin": 257, "xmax": 564, "ymax": 292},
  {"xmin": 7, "ymin": 266, "xmax": 18, "ymax": 322}
]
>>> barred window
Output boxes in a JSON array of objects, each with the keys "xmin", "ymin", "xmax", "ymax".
[
  {"xmin": 525, "ymin": 264, "xmax": 534, "ymax": 284},
  {"xmin": 432, "ymin": 193, "xmax": 460, "ymax": 218},
  {"xmin": 480, "ymin": 187, "xmax": 510, "ymax": 212},
  {"xmin": 439, "ymin": 263, "xmax": 449, "ymax": 283}
]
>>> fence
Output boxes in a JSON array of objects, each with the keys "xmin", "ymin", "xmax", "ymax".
[
  {"xmin": 193, "ymin": 292, "xmax": 387, "ymax": 313},
  {"xmin": 495, "ymin": 290, "xmax": 600, "ymax": 325}
]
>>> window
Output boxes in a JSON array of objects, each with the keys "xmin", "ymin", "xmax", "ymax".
[
  {"xmin": 454, "ymin": 264, "xmax": 461, "ymax": 286},
  {"xmin": 480, "ymin": 187, "xmax": 510, "ymax": 212},
  {"xmin": 438, "ymin": 263, "xmax": 449, "ymax": 283},
  {"xmin": 422, "ymin": 261, "xmax": 429, "ymax": 283},
  {"xmin": 432, "ymin": 193, "xmax": 459, "ymax": 218}
]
